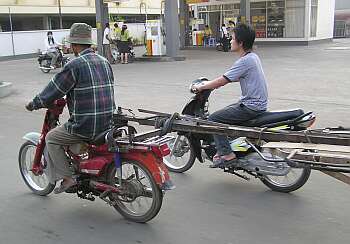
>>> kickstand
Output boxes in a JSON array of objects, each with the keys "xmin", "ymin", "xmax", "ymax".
[{"xmin": 225, "ymin": 168, "xmax": 250, "ymax": 181}]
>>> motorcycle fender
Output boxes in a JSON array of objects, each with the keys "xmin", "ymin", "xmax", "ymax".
[
  {"xmin": 188, "ymin": 135, "xmax": 204, "ymax": 163},
  {"xmin": 23, "ymin": 132, "xmax": 41, "ymax": 145},
  {"xmin": 121, "ymin": 151, "xmax": 174, "ymax": 190},
  {"xmin": 181, "ymin": 98, "xmax": 198, "ymax": 116}
]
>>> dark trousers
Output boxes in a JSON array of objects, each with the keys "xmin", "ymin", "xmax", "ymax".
[
  {"xmin": 208, "ymin": 103, "xmax": 263, "ymax": 156},
  {"xmin": 222, "ymin": 36, "xmax": 229, "ymax": 52}
]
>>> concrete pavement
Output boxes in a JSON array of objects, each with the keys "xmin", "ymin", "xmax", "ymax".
[{"xmin": 0, "ymin": 40, "xmax": 350, "ymax": 244}]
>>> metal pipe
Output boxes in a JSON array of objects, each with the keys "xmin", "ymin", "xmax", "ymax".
[
  {"xmin": 245, "ymin": 139, "xmax": 285, "ymax": 163},
  {"xmin": 58, "ymin": 0, "xmax": 63, "ymax": 29},
  {"xmin": 8, "ymin": 7, "xmax": 15, "ymax": 56}
]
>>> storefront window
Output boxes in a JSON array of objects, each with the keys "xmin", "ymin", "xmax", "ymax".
[
  {"xmin": 208, "ymin": 5, "xmax": 221, "ymax": 11},
  {"xmin": 251, "ymin": 2, "xmax": 267, "ymax": 38},
  {"xmin": 267, "ymin": 0, "xmax": 285, "ymax": 38},
  {"xmin": 310, "ymin": 0, "xmax": 318, "ymax": 37},
  {"xmin": 196, "ymin": 0, "xmax": 308, "ymax": 39},
  {"xmin": 285, "ymin": 0, "xmax": 305, "ymax": 38},
  {"xmin": 223, "ymin": 4, "xmax": 235, "ymax": 10}
]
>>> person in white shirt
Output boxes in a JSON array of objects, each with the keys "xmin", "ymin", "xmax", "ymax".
[
  {"xmin": 221, "ymin": 24, "xmax": 229, "ymax": 52},
  {"xmin": 103, "ymin": 23, "xmax": 113, "ymax": 63},
  {"xmin": 45, "ymin": 31, "xmax": 60, "ymax": 68}
]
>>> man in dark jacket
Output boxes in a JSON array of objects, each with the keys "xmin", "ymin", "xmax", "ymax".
[{"xmin": 26, "ymin": 23, "xmax": 116, "ymax": 193}]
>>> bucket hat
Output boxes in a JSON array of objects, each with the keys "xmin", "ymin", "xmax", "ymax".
[{"xmin": 67, "ymin": 23, "xmax": 94, "ymax": 45}]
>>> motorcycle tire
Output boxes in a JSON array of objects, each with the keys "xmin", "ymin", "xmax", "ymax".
[
  {"xmin": 107, "ymin": 159, "xmax": 163, "ymax": 223},
  {"xmin": 39, "ymin": 60, "xmax": 51, "ymax": 73},
  {"xmin": 128, "ymin": 54, "xmax": 135, "ymax": 63},
  {"xmin": 163, "ymin": 134, "xmax": 196, "ymax": 173},
  {"xmin": 260, "ymin": 167, "xmax": 311, "ymax": 193},
  {"xmin": 19, "ymin": 141, "xmax": 55, "ymax": 196}
]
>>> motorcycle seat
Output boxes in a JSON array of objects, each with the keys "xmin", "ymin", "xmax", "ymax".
[
  {"xmin": 88, "ymin": 129, "xmax": 111, "ymax": 146},
  {"xmin": 244, "ymin": 109, "xmax": 304, "ymax": 127}
]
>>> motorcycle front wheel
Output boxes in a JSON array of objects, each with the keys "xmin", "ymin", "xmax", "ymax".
[
  {"xmin": 18, "ymin": 141, "xmax": 55, "ymax": 196},
  {"xmin": 107, "ymin": 159, "xmax": 163, "ymax": 223},
  {"xmin": 163, "ymin": 134, "xmax": 196, "ymax": 173},
  {"xmin": 39, "ymin": 60, "xmax": 51, "ymax": 73}
]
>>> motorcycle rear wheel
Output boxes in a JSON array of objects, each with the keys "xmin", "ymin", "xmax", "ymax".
[
  {"xmin": 260, "ymin": 167, "xmax": 311, "ymax": 193},
  {"xmin": 19, "ymin": 141, "xmax": 55, "ymax": 196},
  {"xmin": 107, "ymin": 159, "xmax": 163, "ymax": 223}
]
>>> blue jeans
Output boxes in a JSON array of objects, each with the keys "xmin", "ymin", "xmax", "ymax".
[{"xmin": 208, "ymin": 103, "xmax": 264, "ymax": 156}]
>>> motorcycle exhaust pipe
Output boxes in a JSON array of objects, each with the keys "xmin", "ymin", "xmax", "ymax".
[{"xmin": 89, "ymin": 180, "xmax": 120, "ymax": 193}]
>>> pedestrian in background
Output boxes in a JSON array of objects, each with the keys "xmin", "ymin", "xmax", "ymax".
[
  {"xmin": 119, "ymin": 24, "xmax": 131, "ymax": 64},
  {"xmin": 103, "ymin": 23, "xmax": 112, "ymax": 63},
  {"xmin": 203, "ymin": 25, "xmax": 213, "ymax": 47},
  {"xmin": 228, "ymin": 20, "xmax": 236, "ymax": 39},
  {"xmin": 221, "ymin": 24, "xmax": 229, "ymax": 52}
]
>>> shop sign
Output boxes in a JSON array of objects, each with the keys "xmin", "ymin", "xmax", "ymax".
[{"xmin": 186, "ymin": 0, "xmax": 210, "ymax": 4}]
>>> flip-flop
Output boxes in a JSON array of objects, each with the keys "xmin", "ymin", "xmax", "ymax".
[
  {"xmin": 210, "ymin": 157, "xmax": 238, "ymax": 168},
  {"xmin": 54, "ymin": 178, "xmax": 77, "ymax": 194}
]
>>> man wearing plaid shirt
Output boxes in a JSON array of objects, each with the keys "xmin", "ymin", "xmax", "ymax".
[{"xmin": 26, "ymin": 23, "xmax": 116, "ymax": 194}]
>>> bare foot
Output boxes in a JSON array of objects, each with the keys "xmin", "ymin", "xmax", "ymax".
[{"xmin": 221, "ymin": 153, "xmax": 236, "ymax": 161}]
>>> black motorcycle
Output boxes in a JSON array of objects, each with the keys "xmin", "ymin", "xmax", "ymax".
[
  {"xmin": 163, "ymin": 78, "xmax": 317, "ymax": 193},
  {"xmin": 38, "ymin": 47, "xmax": 70, "ymax": 73},
  {"xmin": 111, "ymin": 40, "xmax": 135, "ymax": 64}
]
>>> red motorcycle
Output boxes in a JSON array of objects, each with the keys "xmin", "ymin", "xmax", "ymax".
[{"xmin": 19, "ymin": 98, "xmax": 174, "ymax": 223}]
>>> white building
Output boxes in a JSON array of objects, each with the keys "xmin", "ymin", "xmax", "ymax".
[
  {"xmin": 0, "ymin": 0, "xmax": 162, "ymax": 31},
  {"xmin": 189, "ymin": 0, "xmax": 335, "ymax": 44}
]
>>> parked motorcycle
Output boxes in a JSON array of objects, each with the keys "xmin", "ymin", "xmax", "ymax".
[
  {"xmin": 20, "ymin": 99, "xmax": 174, "ymax": 223},
  {"xmin": 163, "ymin": 78, "xmax": 316, "ymax": 193},
  {"xmin": 111, "ymin": 40, "xmax": 135, "ymax": 63},
  {"xmin": 38, "ymin": 47, "xmax": 70, "ymax": 73}
]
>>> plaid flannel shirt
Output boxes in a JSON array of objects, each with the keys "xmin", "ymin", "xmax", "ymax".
[{"xmin": 33, "ymin": 48, "xmax": 116, "ymax": 139}]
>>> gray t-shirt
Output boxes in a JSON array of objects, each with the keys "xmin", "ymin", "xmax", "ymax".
[{"xmin": 223, "ymin": 52, "xmax": 268, "ymax": 111}]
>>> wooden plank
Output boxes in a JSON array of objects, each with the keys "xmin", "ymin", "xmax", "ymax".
[
  {"xmin": 262, "ymin": 142, "xmax": 350, "ymax": 153},
  {"xmin": 117, "ymin": 114, "xmax": 350, "ymax": 146},
  {"xmin": 299, "ymin": 152, "xmax": 350, "ymax": 160},
  {"xmin": 321, "ymin": 171, "xmax": 350, "ymax": 185}
]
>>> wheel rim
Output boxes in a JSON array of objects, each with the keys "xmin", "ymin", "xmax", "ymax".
[
  {"xmin": 40, "ymin": 60, "xmax": 51, "ymax": 73},
  {"xmin": 263, "ymin": 168, "xmax": 305, "ymax": 188},
  {"xmin": 112, "ymin": 161, "xmax": 157, "ymax": 217},
  {"xmin": 20, "ymin": 144, "xmax": 51, "ymax": 191},
  {"xmin": 163, "ymin": 135, "xmax": 192, "ymax": 170}
]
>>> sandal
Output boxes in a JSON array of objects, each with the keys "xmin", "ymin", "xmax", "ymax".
[{"xmin": 54, "ymin": 178, "xmax": 77, "ymax": 194}]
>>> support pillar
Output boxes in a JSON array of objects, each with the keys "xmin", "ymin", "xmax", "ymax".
[
  {"xmin": 95, "ymin": 0, "xmax": 109, "ymax": 55},
  {"xmin": 43, "ymin": 16, "xmax": 50, "ymax": 30},
  {"xmin": 164, "ymin": 0, "xmax": 180, "ymax": 57},
  {"xmin": 240, "ymin": 0, "xmax": 250, "ymax": 24},
  {"xmin": 179, "ymin": 0, "xmax": 190, "ymax": 49}
]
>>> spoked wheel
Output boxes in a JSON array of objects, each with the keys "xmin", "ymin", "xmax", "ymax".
[
  {"xmin": 260, "ymin": 149, "xmax": 311, "ymax": 193},
  {"xmin": 39, "ymin": 60, "xmax": 51, "ymax": 73},
  {"xmin": 19, "ymin": 141, "xmax": 55, "ymax": 196},
  {"xmin": 261, "ymin": 168, "xmax": 311, "ymax": 193},
  {"xmin": 107, "ymin": 160, "xmax": 163, "ymax": 223},
  {"xmin": 163, "ymin": 133, "xmax": 196, "ymax": 173},
  {"xmin": 128, "ymin": 53, "xmax": 135, "ymax": 63}
]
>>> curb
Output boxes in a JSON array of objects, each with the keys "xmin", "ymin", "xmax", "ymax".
[
  {"xmin": 135, "ymin": 56, "xmax": 186, "ymax": 62},
  {"xmin": 0, "ymin": 82, "xmax": 13, "ymax": 98}
]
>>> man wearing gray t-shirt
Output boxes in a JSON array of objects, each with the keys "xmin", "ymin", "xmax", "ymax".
[{"xmin": 192, "ymin": 24, "xmax": 268, "ymax": 168}]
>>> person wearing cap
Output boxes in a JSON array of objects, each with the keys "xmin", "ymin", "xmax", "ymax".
[{"xmin": 25, "ymin": 23, "xmax": 116, "ymax": 194}]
